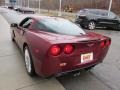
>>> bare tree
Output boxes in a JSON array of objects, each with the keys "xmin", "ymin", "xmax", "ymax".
[
  {"xmin": 0, "ymin": 0, "xmax": 4, "ymax": 5},
  {"xmin": 22, "ymin": 0, "xmax": 120, "ymax": 14}
]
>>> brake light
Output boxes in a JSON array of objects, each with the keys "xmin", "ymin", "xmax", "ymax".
[
  {"xmin": 64, "ymin": 44, "xmax": 74, "ymax": 54},
  {"xmin": 106, "ymin": 39, "xmax": 111, "ymax": 46},
  {"xmin": 100, "ymin": 41, "xmax": 106, "ymax": 48},
  {"xmin": 100, "ymin": 39, "xmax": 111, "ymax": 48},
  {"xmin": 50, "ymin": 45, "xmax": 61, "ymax": 56}
]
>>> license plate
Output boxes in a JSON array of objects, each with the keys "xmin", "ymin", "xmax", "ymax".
[{"xmin": 81, "ymin": 52, "xmax": 93, "ymax": 63}]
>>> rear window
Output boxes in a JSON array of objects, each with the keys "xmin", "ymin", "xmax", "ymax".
[
  {"xmin": 88, "ymin": 9, "xmax": 108, "ymax": 16},
  {"xmin": 89, "ymin": 10, "xmax": 99, "ymax": 15},
  {"xmin": 34, "ymin": 18, "xmax": 86, "ymax": 36},
  {"xmin": 108, "ymin": 12, "xmax": 116, "ymax": 19},
  {"xmin": 79, "ymin": 9, "xmax": 87, "ymax": 13}
]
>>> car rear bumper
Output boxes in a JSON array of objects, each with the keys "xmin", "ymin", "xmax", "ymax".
[
  {"xmin": 34, "ymin": 47, "xmax": 110, "ymax": 77},
  {"xmin": 55, "ymin": 62, "xmax": 99, "ymax": 77},
  {"xmin": 38, "ymin": 57, "xmax": 103, "ymax": 77}
]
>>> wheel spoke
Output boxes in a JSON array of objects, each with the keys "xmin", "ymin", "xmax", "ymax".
[{"xmin": 89, "ymin": 22, "xmax": 95, "ymax": 30}]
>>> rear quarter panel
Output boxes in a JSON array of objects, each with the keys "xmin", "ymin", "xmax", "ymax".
[{"xmin": 22, "ymin": 30, "xmax": 52, "ymax": 75}]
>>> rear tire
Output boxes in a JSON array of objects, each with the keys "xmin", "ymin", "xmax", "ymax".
[
  {"xmin": 24, "ymin": 46, "xmax": 35, "ymax": 76},
  {"xmin": 87, "ymin": 21, "xmax": 96, "ymax": 30}
]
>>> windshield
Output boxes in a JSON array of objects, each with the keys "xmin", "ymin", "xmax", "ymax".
[{"xmin": 37, "ymin": 18, "xmax": 86, "ymax": 36}]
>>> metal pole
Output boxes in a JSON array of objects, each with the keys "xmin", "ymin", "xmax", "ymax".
[
  {"xmin": 39, "ymin": 0, "xmax": 41, "ymax": 13},
  {"xmin": 24, "ymin": 0, "xmax": 26, "ymax": 7},
  {"xmin": 17, "ymin": 0, "xmax": 20, "ymax": 7},
  {"xmin": 21, "ymin": 0, "xmax": 22, "ymax": 7},
  {"xmin": 4, "ymin": 0, "xmax": 6, "ymax": 6},
  {"xmin": 108, "ymin": 0, "xmax": 113, "ymax": 15},
  {"xmin": 58, "ymin": 0, "xmax": 62, "ymax": 16},
  {"xmin": 18, "ymin": 0, "xmax": 20, "ymax": 6},
  {"xmin": 28, "ymin": 0, "xmax": 30, "ymax": 8}
]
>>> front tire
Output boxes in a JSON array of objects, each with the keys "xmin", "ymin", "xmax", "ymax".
[
  {"xmin": 24, "ymin": 46, "xmax": 35, "ymax": 76},
  {"xmin": 88, "ymin": 21, "xmax": 96, "ymax": 30}
]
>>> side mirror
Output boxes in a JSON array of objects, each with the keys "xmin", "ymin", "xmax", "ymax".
[{"xmin": 11, "ymin": 23, "xmax": 18, "ymax": 27}]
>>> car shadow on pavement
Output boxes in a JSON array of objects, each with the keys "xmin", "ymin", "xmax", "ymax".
[
  {"xmin": 56, "ymin": 68, "xmax": 111, "ymax": 90},
  {"xmin": 12, "ymin": 40, "xmax": 55, "ymax": 80}
]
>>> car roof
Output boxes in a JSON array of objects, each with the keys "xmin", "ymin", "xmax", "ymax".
[
  {"xmin": 20, "ymin": 7, "xmax": 34, "ymax": 10},
  {"xmin": 18, "ymin": 14, "xmax": 68, "ymax": 24},
  {"xmin": 26, "ymin": 15, "xmax": 67, "ymax": 21},
  {"xmin": 81, "ymin": 8, "xmax": 109, "ymax": 12}
]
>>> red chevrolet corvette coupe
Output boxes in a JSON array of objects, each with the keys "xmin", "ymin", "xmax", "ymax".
[{"xmin": 10, "ymin": 16, "xmax": 111, "ymax": 77}]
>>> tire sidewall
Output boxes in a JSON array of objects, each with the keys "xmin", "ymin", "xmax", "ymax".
[{"xmin": 24, "ymin": 46, "xmax": 35, "ymax": 76}]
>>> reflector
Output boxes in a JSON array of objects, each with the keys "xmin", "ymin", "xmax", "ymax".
[
  {"xmin": 100, "ymin": 41, "xmax": 105, "ymax": 48},
  {"xmin": 106, "ymin": 39, "xmax": 111, "ymax": 46}
]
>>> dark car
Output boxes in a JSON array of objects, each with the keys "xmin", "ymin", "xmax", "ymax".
[
  {"xmin": 10, "ymin": 16, "xmax": 111, "ymax": 77},
  {"xmin": 1, "ymin": 5, "xmax": 14, "ymax": 9},
  {"xmin": 8, "ymin": 5, "xmax": 14, "ymax": 9},
  {"xmin": 15, "ymin": 7, "xmax": 35, "ymax": 14},
  {"xmin": 14, "ymin": 7, "xmax": 20, "ymax": 11},
  {"xmin": 75, "ymin": 9, "xmax": 120, "ymax": 30}
]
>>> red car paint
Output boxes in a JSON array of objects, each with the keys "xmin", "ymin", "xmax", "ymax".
[{"xmin": 11, "ymin": 16, "xmax": 111, "ymax": 77}]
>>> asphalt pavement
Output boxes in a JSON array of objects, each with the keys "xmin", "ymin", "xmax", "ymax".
[{"xmin": 0, "ymin": 7, "xmax": 120, "ymax": 90}]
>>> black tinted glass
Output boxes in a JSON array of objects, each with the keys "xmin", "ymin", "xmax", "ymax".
[
  {"xmin": 22, "ymin": 19, "xmax": 33, "ymax": 28},
  {"xmin": 36, "ymin": 18, "xmax": 85, "ymax": 36}
]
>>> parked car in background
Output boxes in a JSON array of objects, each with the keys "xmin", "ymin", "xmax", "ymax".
[
  {"xmin": 0, "ymin": 5, "xmax": 8, "ymax": 8},
  {"xmin": 15, "ymin": 7, "xmax": 35, "ymax": 14},
  {"xmin": 1, "ymin": 5, "xmax": 14, "ymax": 9},
  {"xmin": 10, "ymin": 16, "xmax": 111, "ymax": 77},
  {"xmin": 8, "ymin": 5, "xmax": 14, "ymax": 9},
  {"xmin": 14, "ymin": 7, "xmax": 20, "ymax": 11},
  {"xmin": 75, "ymin": 9, "xmax": 120, "ymax": 30}
]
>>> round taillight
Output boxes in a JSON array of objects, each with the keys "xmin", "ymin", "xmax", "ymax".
[
  {"xmin": 50, "ymin": 45, "xmax": 61, "ymax": 56},
  {"xmin": 100, "ymin": 41, "xmax": 105, "ymax": 48},
  {"xmin": 64, "ymin": 44, "xmax": 74, "ymax": 54}
]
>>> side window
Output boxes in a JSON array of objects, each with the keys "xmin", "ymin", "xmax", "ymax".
[
  {"xmin": 100, "ymin": 12, "xmax": 107, "ymax": 16},
  {"xmin": 79, "ymin": 9, "xmax": 86, "ymax": 14},
  {"xmin": 31, "ymin": 22, "xmax": 47, "ymax": 31},
  {"xmin": 19, "ymin": 18, "xmax": 34, "ymax": 29},
  {"xmin": 89, "ymin": 10, "xmax": 98, "ymax": 15},
  {"xmin": 22, "ymin": 19, "xmax": 33, "ymax": 28},
  {"xmin": 108, "ymin": 12, "xmax": 116, "ymax": 19},
  {"xmin": 19, "ymin": 18, "xmax": 29, "ymax": 27}
]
